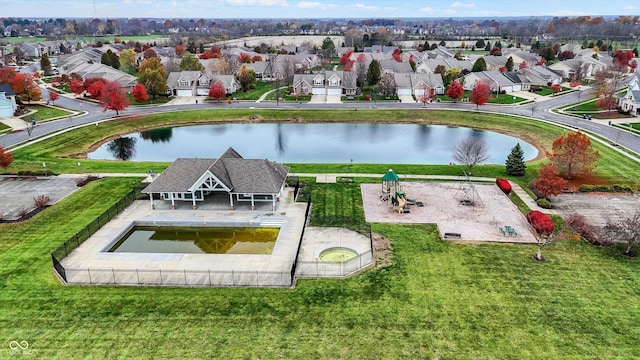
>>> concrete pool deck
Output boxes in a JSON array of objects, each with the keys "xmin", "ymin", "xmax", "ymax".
[{"xmin": 59, "ymin": 188, "xmax": 373, "ymax": 287}]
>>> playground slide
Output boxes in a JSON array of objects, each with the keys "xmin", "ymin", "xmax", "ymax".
[{"xmin": 395, "ymin": 197, "xmax": 406, "ymax": 213}]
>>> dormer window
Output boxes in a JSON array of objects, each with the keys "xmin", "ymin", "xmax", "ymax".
[{"xmin": 179, "ymin": 79, "xmax": 189, "ymax": 87}]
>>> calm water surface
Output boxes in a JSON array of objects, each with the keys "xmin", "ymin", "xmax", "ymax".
[{"xmin": 88, "ymin": 123, "xmax": 538, "ymax": 164}]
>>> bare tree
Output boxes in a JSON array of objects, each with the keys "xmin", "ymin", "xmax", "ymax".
[
  {"xmin": 379, "ymin": 73, "xmax": 396, "ymax": 97},
  {"xmin": 600, "ymin": 211, "xmax": 640, "ymax": 255},
  {"xmin": 452, "ymin": 136, "xmax": 490, "ymax": 174}
]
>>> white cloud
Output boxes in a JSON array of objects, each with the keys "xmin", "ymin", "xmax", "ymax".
[
  {"xmin": 623, "ymin": 5, "xmax": 635, "ymax": 9},
  {"xmin": 450, "ymin": 2, "xmax": 475, "ymax": 8},
  {"xmin": 297, "ymin": 1, "xmax": 322, "ymax": 8},
  {"xmin": 226, "ymin": 0, "xmax": 288, "ymax": 5},
  {"xmin": 354, "ymin": 3, "xmax": 379, "ymax": 11},
  {"xmin": 419, "ymin": 6, "xmax": 437, "ymax": 13}
]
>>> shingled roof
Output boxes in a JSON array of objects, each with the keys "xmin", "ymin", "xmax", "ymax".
[{"xmin": 142, "ymin": 147, "xmax": 289, "ymax": 195}]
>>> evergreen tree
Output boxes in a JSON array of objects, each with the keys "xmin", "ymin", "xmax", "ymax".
[
  {"xmin": 40, "ymin": 53, "xmax": 52, "ymax": 75},
  {"xmin": 506, "ymin": 143, "xmax": 526, "ymax": 176},
  {"xmin": 471, "ymin": 57, "xmax": 487, "ymax": 72},
  {"xmin": 366, "ymin": 59, "xmax": 381, "ymax": 86},
  {"xmin": 423, "ymin": 40, "xmax": 430, "ymax": 51},
  {"xmin": 505, "ymin": 56, "xmax": 514, "ymax": 71}
]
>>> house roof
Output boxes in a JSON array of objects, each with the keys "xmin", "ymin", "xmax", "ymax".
[
  {"xmin": 0, "ymin": 83, "xmax": 15, "ymax": 96},
  {"xmin": 142, "ymin": 147, "xmax": 289, "ymax": 195}
]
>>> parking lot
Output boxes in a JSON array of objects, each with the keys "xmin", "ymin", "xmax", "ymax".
[{"xmin": 0, "ymin": 175, "xmax": 81, "ymax": 220}]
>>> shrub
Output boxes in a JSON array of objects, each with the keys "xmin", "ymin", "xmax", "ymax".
[
  {"xmin": 18, "ymin": 208, "xmax": 29, "ymax": 217},
  {"xmin": 578, "ymin": 184, "xmax": 634, "ymax": 193},
  {"xmin": 565, "ymin": 213, "xmax": 603, "ymax": 245},
  {"xmin": 527, "ymin": 210, "xmax": 554, "ymax": 236},
  {"xmin": 536, "ymin": 198, "xmax": 552, "ymax": 209},
  {"xmin": 33, "ymin": 194, "xmax": 50, "ymax": 208},
  {"xmin": 496, "ymin": 178, "xmax": 512, "ymax": 194}
]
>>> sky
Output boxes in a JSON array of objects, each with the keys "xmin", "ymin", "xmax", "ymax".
[{"xmin": 1, "ymin": 0, "xmax": 638, "ymax": 19}]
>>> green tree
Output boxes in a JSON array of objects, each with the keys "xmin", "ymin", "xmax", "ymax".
[
  {"xmin": 119, "ymin": 49, "xmax": 137, "ymax": 74},
  {"xmin": 505, "ymin": 56, "xmax": 514, "ymax": 72},
  {"xmin": 366, "ymin": 59, "xmax": 381, "ymax": 86},
  {"xmin": 101, "ymin": 51, "xmax": 112, "ymax": 67},
  {"xmin": 471, "ymin": 57, "xmax": 487, "ymax": 72},
  {"xmin": 40, "ymin": 53, "xmax": 52, "ymax": 75},
  {"xmin": 103, "ymin": 49, "xmax": 120, "ymax": 70},
  {"xmin": 137, "ymin": 58, "xmax": 167, "ymax": 99},
  {"xmin": 179, "ymin": 54, "xmax": 204, "ymax": 71},
  {"xmin": 505, "ymin": 143, "xmax": 526, "ymax": 176},
  {"xmin": 321, "ymin": 37, "xmax": 336, "ymax": 59},
  {"xmin": 475, "ymin": 39, "xmax": 485, "ymax": 48}
]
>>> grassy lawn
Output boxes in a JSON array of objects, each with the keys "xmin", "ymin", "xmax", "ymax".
[
  {"xmin": 128, "ymin": 94, "xmax": 172, "ymax": 106},
  {"xmin": 0, "ymin": 176, "xmax": 638, "ymax": 358},
  {"xmin": 0, "ymin": 121, "xmax": 11, "ymax": 135},
  {"xmin": 21, "ymin": 104, "xmax": 73, "ymax": 122},
  {"xmin": 231, "ymin": 81, "xmax": 275, "ymax": 100},
  {"xmin": 563, "ymin": 99, "xmax": 600, "ymax": 113}
]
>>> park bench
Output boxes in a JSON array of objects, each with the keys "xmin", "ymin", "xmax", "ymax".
[{"xmin": 444, "ymin": 232, "xmax": 461, "ymax": 239}]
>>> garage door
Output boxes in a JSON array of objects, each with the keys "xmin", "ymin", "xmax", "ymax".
[
  {"xmin": 413, "ymin": 89, "xmax": 425, "ymax": 96},
  {"xmin": 0, "ymin": 105, "xmax": 13, "ymax": 117},
  {"xmin": 312, "ymin": 87, "xmax": 325, "ymax": 95},
  {"xmin": 327, "ymin": 88, "xmax": 341, "ymax": 95},
  {"xmin": 398, "ymin": 88, "xmax": 412, "ymax": 96},
  {"xmin": 176, "ymin": 89, "xmax": 192, "ymax": 97},
  {"xmin": 512, "ymin": 84, "xmax": 522, "ymax": 92},
  {"xmin": 196, "ymin": 88, "xmax": 209, "ymax": 96}
]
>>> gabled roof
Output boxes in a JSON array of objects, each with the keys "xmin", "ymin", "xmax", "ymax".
[
  {"xmin": 0, "ymin": 83, "xmax": 15, "ymax": 96},
  {"xmin": 142, "ymin": 147, "xmax": 289, "ymax": 195}
]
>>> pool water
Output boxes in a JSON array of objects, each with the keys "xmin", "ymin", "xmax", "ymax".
[
  {"xmin": 108, "ymin": 226, "xmax": 278, "ymax": 254},
  {"xmin": 319, "ymin": 248, "xmax": 358, "ymax": 262}
]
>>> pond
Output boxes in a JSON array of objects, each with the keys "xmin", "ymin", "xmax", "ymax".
[{"xmin": 88, "ymin": 123, "xmax": 538, "ymax": 164}]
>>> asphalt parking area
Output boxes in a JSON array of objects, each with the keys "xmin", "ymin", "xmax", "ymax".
[{"xmin": 0, "ymin": 176, "xmax": 81, "ymax": 220}]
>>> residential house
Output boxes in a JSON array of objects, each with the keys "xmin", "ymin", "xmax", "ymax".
[
  {"xmin": 502, "ymin": 71, "xmax": 532, "ymax": 91},
  {"xmin": 480, "ymin": 55, "xmax": 510, "ymax": 72},
  {"xmin": 291, "ymin": 71, "xmax": 344, "ymax": 96},
  {"xmin": 411, "ymin": 73, "xmax": 445, "ymax": 96},
  {"xmin": 166, "ymin": 71, "xmax": 203, "ymax": 96},
  {"xmin": 618, "ymin": 73, "xmax": 640, "ymax": 116},
  {"xmin": 197, "ymin": 73, "xmax": 240, "ymax": 95},
  {"xmin": 501, "ymin": 48, "xmax": 540, "ymax": 69},
  {"xmin": 61, "ymin": 60, "xmax": 138, "ymax": 90},
  {"xmin": 462, "ymin": 71, "xmax": 517, "ymax": 93},
  {"xmin": 378, "ymin": 59, "xmax": 413, "ymax": 74},
  {"xmin": 0, "ymin": 83, "xmax": 17, "ymax": 118},
  {"xmin": 521, "ymin": 66, "xmax": 562, "ymax": 86},
  {"xmin": 416, "ymin": 58, "xmax": 473, "ymax": 74},
  {"xmin": 142, "ymin": 147, "xmax": 290, "ymax": 211}
]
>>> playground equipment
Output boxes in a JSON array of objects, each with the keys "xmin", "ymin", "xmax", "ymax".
[
  {"xmin": 381, "ymin": 169, "xmax": 423, "ymax": 213},
  {"xmin": 453, "ymin": 171, "xmax": 484, "ymax": 208}
]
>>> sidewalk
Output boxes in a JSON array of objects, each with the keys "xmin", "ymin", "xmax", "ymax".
[{"xmin": 0, "ymin": 116, "xmax": 27, "ymax": 131}]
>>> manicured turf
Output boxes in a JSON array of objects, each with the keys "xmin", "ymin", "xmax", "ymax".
[
  {"xmin": 22, "ymin": 104, "xmax": 73, "ymax": 122},
  {"xmin": 0, "ymin": 177, "xmax": 638, "ymax": 359},
  {"xmin": 230, "ymin": 81, "xmax": 275, "ymax": 100}
]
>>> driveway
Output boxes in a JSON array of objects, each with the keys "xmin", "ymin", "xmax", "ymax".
[
  {"xmin": 550, "ymin": 192, "xmax": 640, "ymax": 226},
  {"xmin": 163, "ymin": 96, "xmax": 207, "ymax": 106},
  {"xmin": 398, "ymin": 95, "xmax": 415, "ymax": 103}
]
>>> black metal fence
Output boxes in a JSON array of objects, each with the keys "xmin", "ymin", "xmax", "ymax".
[
  {"xmin": 51, "ymin": 187, "xmax": 143, "ymax": 282},
  {"xmin": 290, "ymin": 195, "xmax": 312, "ymax": 282},
  {"xmin": 296, "ymin": 250, "xmax": 373, "ymax": 278}
]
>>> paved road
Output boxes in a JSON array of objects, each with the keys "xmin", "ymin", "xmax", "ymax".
[{"xmin": 2, "ymin": 87, "xmax": 639, "ymax": 156}]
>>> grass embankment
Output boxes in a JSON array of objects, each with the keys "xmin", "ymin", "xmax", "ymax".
[
  {"xmin": 10, "ymin": 108, "xmax": 639, "ymax": 191},
  {"xmin": 231, "ymin": 81, "xmax": 275, "ymax": 100},
  {"xmin": 0, "ymin": 121, "xmax": 10, "ymax": 135},
  {"xmin": 0, "ymin": 177, "xmax": 638, "ymax": 358}
]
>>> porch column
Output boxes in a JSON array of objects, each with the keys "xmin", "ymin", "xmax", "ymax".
[
  {"xmin": 192, "ymin": 192, "xmax": 197, "ymax": 210},
  {"xmin": 170, "ymin": 193, "xmax": 175, "ymax": 209},
  {"xmin": 229, "ymin": 193, "xmax": 234, "ymax": 210},
  {"xmin": 251, "ymin": 195, "xmax": 255, "ymax": 211},
  {"xmin": 272, "ymin": 196, "xmax": 276, "ymax": 211},
  {"xmin": 149, "ymin": 193, "xmax": 154, "ymax": 209}
]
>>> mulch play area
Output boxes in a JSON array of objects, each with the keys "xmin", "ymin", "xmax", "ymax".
[{"xmin": 361, "ymin": 181, "xmax": 537, "ymax": 243}]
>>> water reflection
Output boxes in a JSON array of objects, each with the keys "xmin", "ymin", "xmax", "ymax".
[
  {"xmin": 107, "ymin": 137, "xmax": 137, "ymax": 160},
  {"xmin": 89, "ymin": 123, "xmax": 538, "ymax": 164},
  {"xmin": 140, "ymin": 128, "xmax": 173, "ymax": 143}
]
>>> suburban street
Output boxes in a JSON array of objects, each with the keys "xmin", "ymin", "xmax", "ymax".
[{"xmin": 1, "ymin": 87, "xmax": 639, "ymax": 157}]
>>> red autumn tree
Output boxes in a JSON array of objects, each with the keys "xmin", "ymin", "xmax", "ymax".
[
  {"xmin": 9, "ymin": 73, "xmax": 41, "ymax": 103},
  {"xmin": 535, "ymin": 57, "xmax": 546, "ymax": 66},
  {"xmin": 0, "ymin": 146, "xmax": 14, "ymax": 173},
  {"xmin": 547, "ymin": 131, "xmax": 599, "ymax": 179},
  {"xmin": 417, "ymin": 88, "xmax": 434, "ymax": 107},
  {"xmin": 551, "ymin": 83, "xmax": 561, "ymax": 94},
  {"xmin": 445, "ymin": 80, "xmax": 464, "ymax": 102},
  {"xmin": 470, "ymin": 80, "xmax": 492, "ymax": 108},
  {"xmin": 99, "ymin": 81, "xmax": 130, "ymax": 116},
  {"xmin": 238, "ymin": 52, "xmax": 252, "ymax": 64},
  {"xmin": 48, "ymin": 91, "xmax": 59, "ymax": 104},
  {"xmin": 534, "ymin": 164, "xmax": 568, "ymax": 199},
  {"xmin": 613, "ymin": 49, "xmax": 634, "ymax": 72},
  {"xmin": 87, "ymin": 80, "xmax": 106, "ymax": 99},
  {"xmin": 518, "ymin": 61, "xmax": 528, "ymax": 70},
  {"xmin": 0, "ymin": 67, "xmax": 17, "ymax": 84},
  {"xmin": 208, "ymin": 80, "xmax": 226, "ymax": 102},
  {"xmin": 498, "ymin": 66, "xmax": 507, "ymax": 73},
  {"xmin": 339, "ymin": 50, "xmax": 355, "ymax": 71},
  {"xmin": 143, "ymin": 48, "xmax": 158, "ymax": 59},
  {"xmin": 131, "ymin": 83, "xmax": 149, "ymax": 103},
  {"xmin": 392, "ymin": 48, "xmax": 402, "ymax": 62},
  {"xmin": 70, "ymin": 79, "xmax": 84, "ymax": 97},
  {"xmin": 175, "ymin": 45, "xmax": 185, "ymax": 56},
  {"xmin": 251, "ymin": 55, "xmax": 262, "ymax": 63},
  {"xmin": 527, "ymin": 210, "xmax": 557, "ymax": 261}
]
